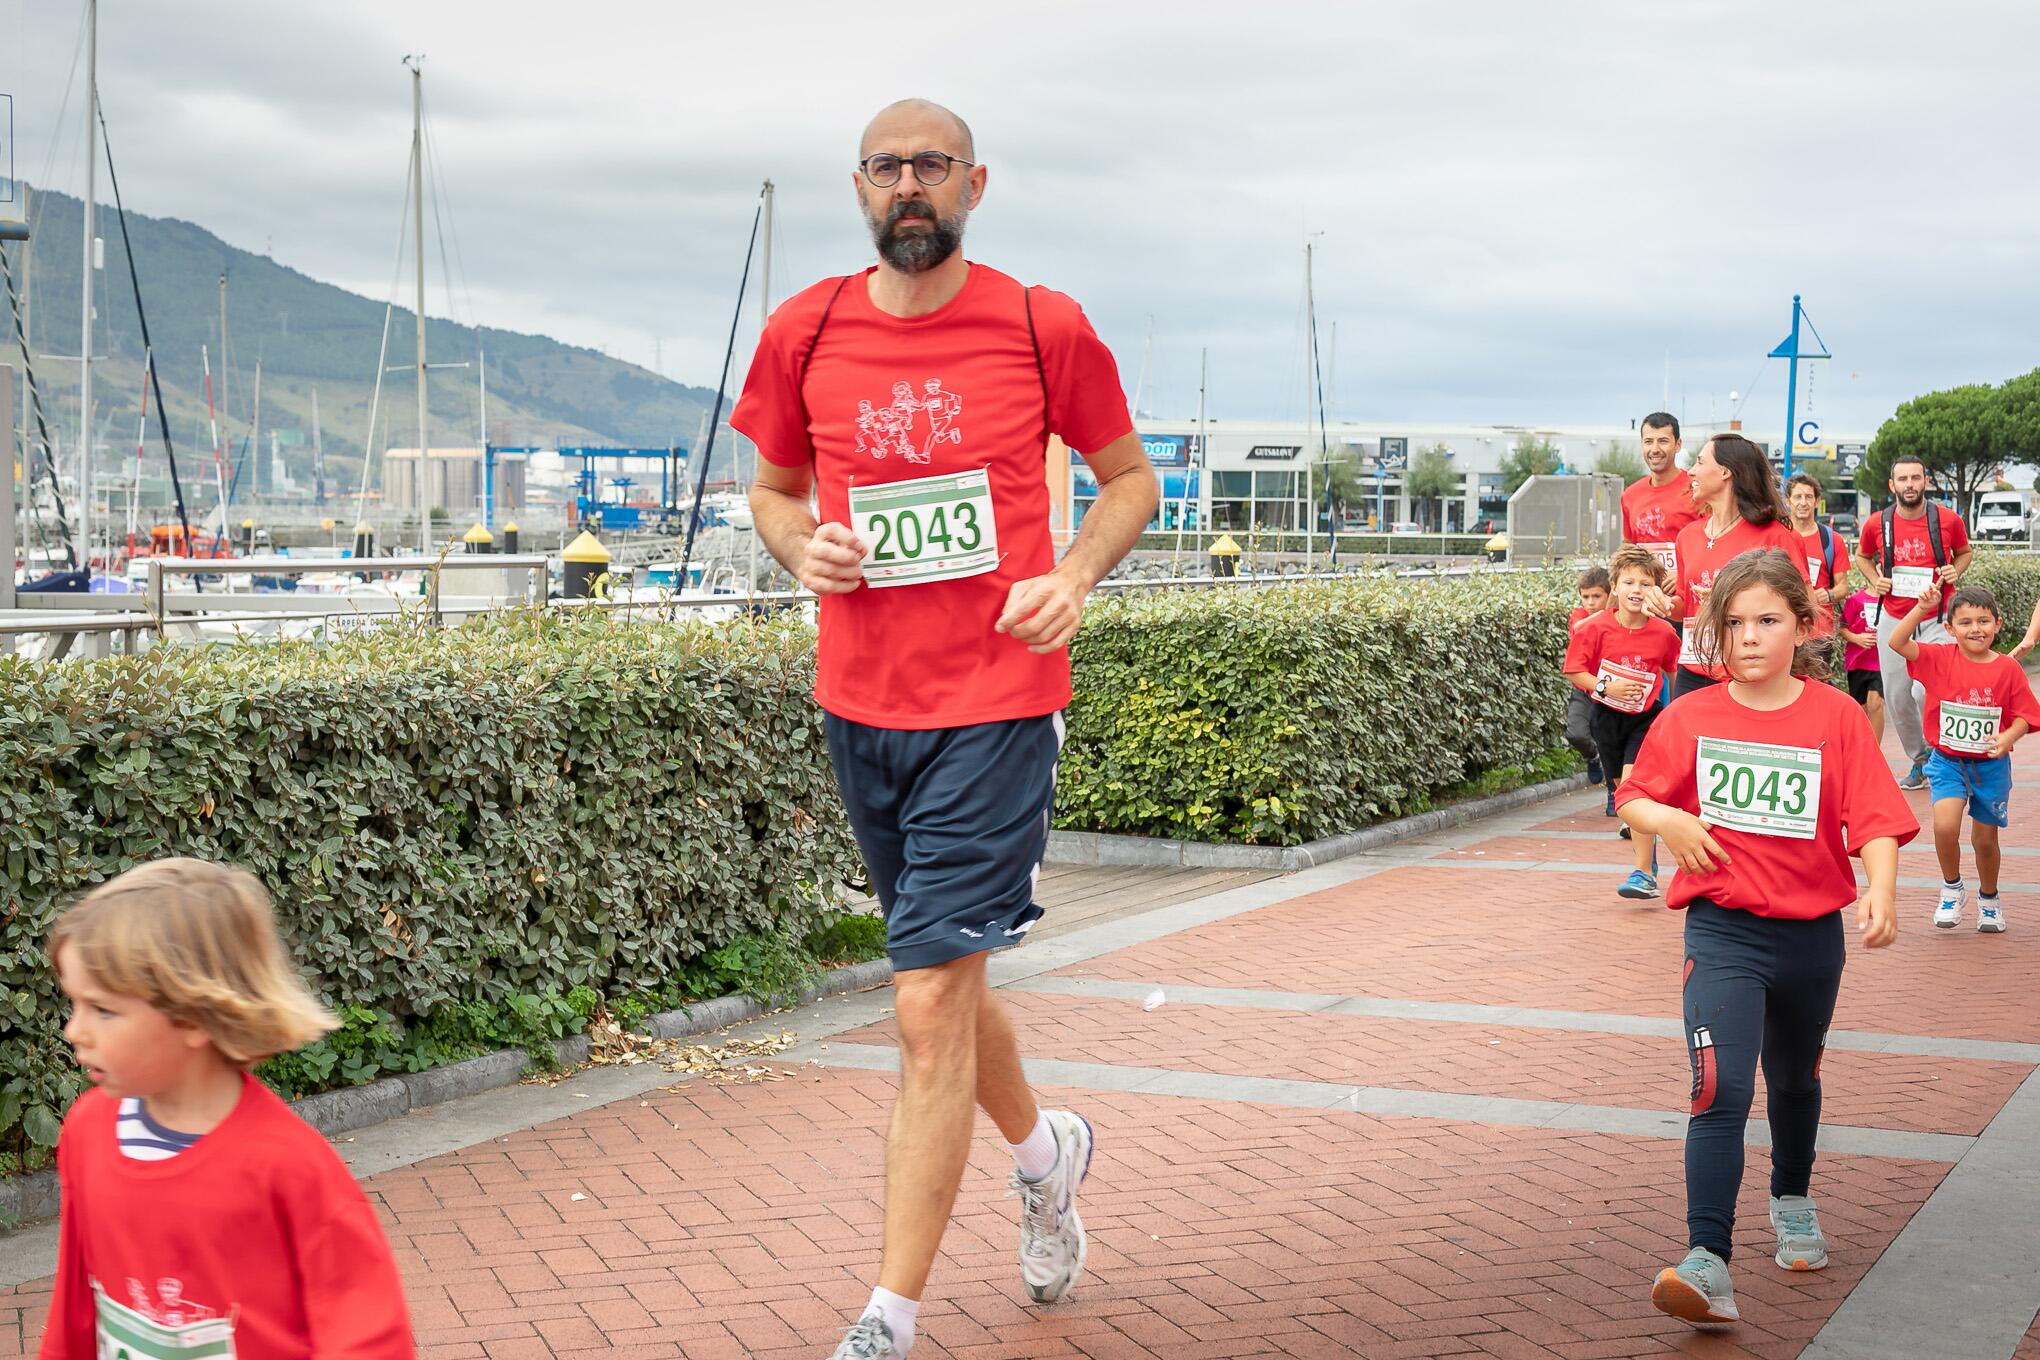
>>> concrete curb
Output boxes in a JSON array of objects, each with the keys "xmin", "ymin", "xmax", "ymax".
[
  {"xmin": 0, "ymin": 956, "xmax": 896, "ymax": 1234},
  {"xmin": 1046, "ymin": 772, "xmax": 1591, "ymax": 870}
]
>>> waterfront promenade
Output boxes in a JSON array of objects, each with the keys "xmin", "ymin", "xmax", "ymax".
[{"xmin": 4, "ymin": 735, "xmax": 2036, "ymax": 1359}]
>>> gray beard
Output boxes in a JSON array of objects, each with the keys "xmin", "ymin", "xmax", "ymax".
[{"xmin": 869, "ymin": 203, "xmax": 967, "ymax": 274}]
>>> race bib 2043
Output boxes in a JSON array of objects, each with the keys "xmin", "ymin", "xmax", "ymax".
[
  {"xmin": 1595, "ymin": 660, "xmax": 1656, "ymax": 714},
  {"xmin": 848, "ymin": 468, "xmax": 1000, "ymax": 588},
  {"xmin": 1696, "ymin": 735, "xmax": 1821, "ymax": 840}
]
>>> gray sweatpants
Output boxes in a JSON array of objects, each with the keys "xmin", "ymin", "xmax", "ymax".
[{"xmin": 1875, "ymin": 605, "xmax": 1949, "ymax": 767}]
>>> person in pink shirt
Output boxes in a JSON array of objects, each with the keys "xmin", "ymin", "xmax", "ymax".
[{"xmin": 1839, "ymin": 588, "xmax": 1885, "ymax": 745}]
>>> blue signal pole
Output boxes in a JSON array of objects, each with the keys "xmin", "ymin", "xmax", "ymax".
[{"xmin": 1769, "ymin": 294, "xmax": 1831, "ymax": 484}]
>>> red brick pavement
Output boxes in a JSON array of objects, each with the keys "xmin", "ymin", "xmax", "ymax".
[
  {"xmin": 834, "ymin": 992, "xmax": 2031, "ymax": 1137},
  {"xmin": 1054, "ymin": 863, "xmax": 2040, "ymax": 1043},
  {"xmin": 0, "ymin": 1069, "xmax": 1953, "ymax": 1360}
]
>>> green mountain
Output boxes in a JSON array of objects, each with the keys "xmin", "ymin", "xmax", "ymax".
[{"xmin": 4, "ymin": 188, "xmax": 730, "ymax": 504}]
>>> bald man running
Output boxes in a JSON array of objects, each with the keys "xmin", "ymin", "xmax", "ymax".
[{"xmin": 733, "ymin": 98, "xmax": 1157, "ymax": 1358}]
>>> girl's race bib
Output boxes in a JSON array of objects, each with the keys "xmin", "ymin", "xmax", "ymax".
[{"xmin": 1696, "ymin": 735, "xmax": 1821, "ymax": 840}]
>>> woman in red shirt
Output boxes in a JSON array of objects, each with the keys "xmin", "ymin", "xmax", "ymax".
[
  {"xmin": 1617, "ymin": 550, "xmax": 1915, "ymax": 1329},
  {"xmin": 1652, "ymin": 434, "xmax": 1809, "ymax": 702}
]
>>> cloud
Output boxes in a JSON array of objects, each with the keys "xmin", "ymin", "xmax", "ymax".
[{"xmin": 5, "ymin": 0, "xmax": 2035, "ymax": 436}]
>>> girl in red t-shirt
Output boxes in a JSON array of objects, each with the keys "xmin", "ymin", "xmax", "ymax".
[
  {"xmin": 1651, "ymin": 434, "xmax": 1808, "ymax": 700},
  {"xmin": 1616, "ymin": 550, "xmax": 1915, "ymax": 1329}
]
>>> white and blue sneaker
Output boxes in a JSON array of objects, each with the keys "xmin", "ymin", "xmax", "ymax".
[
  {"xmin": 1770, "ymin": 1195, "xmax": 1829, "ymax": 1271},
  {"xmin": 828, "ymin": 1314, "xmax": 900, "ymax": 1358},
  {"xmin": 1652, "ymin": 1245, "xmax": 1738, "ymax": 1325},
  {"xmin": 1935, "ymin": 884, "xmax": 1966, "ymax": 929},
  {"xmin": 1013, "ymin": 1110, "xmax": 1094, "ymax": 1303},
  {"xmin": 1618, "ymin": 870, "xmax": 1659, "ymax": 900},
  {"xmin": 1978, "ymin": 897, "xmax": 2007, "ymax": 933}
]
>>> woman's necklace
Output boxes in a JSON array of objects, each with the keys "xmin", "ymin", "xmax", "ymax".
[{"xmin": 1705, "ymin": 510, "xmax": 1742, "ymax": 547}]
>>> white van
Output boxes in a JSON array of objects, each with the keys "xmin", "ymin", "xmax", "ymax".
[{"xmin": 1975, "ymin": 491, "xmax": 2029, "ymax": 542}]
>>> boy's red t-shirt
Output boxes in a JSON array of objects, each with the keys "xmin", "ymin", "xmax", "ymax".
[
  {"xmin": 1621, "ymin": 474, "xmax": 1702, "ymax": 574},
  {"xmin": 730, "ymin": 264, "xmax": 1134, "ymax": 730},
  {"xmin": 1616, "ymin": 680, "xmax": 1918, "ymax": 919},
  {"xmin": 41, "ymin": 1074, "xmax": 413, "ymax": 1360},
  {"xmin": 1673, "ymin": 517, "xmax": 1810, "ymax": 678},
  {"xmin": 1798, "ymin": 526, "xmax": 1839, "ymax": 638},
  {"xmin": 1563, "ymin": 611, "xmax": 1682, "ymax": 710},
  {"xmin": 1857, "ymin": 505, "xmax": 1970, "ymax": 614},
  {"xmin": 1905, "ymin": 643, "xmax": 2040, "ymax": 758}
]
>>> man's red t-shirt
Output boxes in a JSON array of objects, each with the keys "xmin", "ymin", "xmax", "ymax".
[
  {"xmin": 1798, "ymin": 525, "xmax": 1840, "ymax": 638},
  {"xmin": 1622, "ymin": 474, "xmax": 1702, "ymax": 575},
  {"xmin": 1673, "ymin": 517, "xmax": 1809, "ymax": 678},
  {"xmin": 42, "ymin": 1074, "xmax": 413, "ymax": 1360},
  {"xmin": 1857, "ymin": 504, "xmax": 1969, "ymax": 615},
  {"xmin": 731, "ymin": 264, "xmax": 1134, "ymax": 729},
  {"xmin": 1616, "ymin": 680, "xmax": 1918, "ymax": 919},
  {"xmin": 1905, "ymin": 643, "xmax": 2040, "ymax": 758},
  {"xmin": 1564, "ymin": 611, "xmax": 1682, "ymax": 711}
]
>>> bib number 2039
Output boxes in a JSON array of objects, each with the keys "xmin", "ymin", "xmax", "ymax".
[
  {"xmin": 1695, "ymin": 736, "xmax": 1821, "ymax": 840},
  {"xmin": 848, "ymin": 468, "xmax": 1001, "ymax": 588}
]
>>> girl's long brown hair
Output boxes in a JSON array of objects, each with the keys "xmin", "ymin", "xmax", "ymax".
[{"xmin": 1694, "ymin": 548, "xmax": 1830, "ymax": 680}]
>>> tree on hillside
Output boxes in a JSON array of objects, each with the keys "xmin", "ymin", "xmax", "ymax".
[
  {"xmin": 1866, "ymin": 371, "xmax": 2040, "ymax": 519},
  {"xmin": 1500, "ymin": 436, "xmax": 1563, "ymax": 494},
  {"xmin": 1406, "ymin": 443, "xmax": 1460, "ymax": 530},
  {"xmin": 1592, "ymin": 440, "xmax": 1645, "ymax": 485}
]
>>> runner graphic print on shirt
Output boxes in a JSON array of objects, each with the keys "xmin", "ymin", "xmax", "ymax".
[{"xmin": 852, "ymin": 379, "xmax": 966, "ymax": 464}]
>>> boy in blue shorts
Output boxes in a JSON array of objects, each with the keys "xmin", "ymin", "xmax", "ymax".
[{"xmin": 1890, "ymin": 580, "xmax": 2040, "ymax": 932}]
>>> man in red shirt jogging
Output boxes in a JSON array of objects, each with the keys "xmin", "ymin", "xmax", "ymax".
[
  {"xmin": 1855, "ymin": 454, "xmax": 1972, "ymax": 789},
  {"xmin": 734, "ymin": 99, "xmax": 1157, "ymax": 1359},
  {"xmin": 1622, "ymin": 411, "xmax": 1702, "ymax": 596}
]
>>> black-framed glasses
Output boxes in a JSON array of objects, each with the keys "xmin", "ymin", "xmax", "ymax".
[{"xmin": 859, "ymin": 150, "xmax": 973, "ymax": 188}]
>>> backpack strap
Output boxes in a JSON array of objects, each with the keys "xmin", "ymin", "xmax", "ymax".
[
  {"xmin": 1818, "ymin": 523, "xmax": 1837, "ymax": 582},
  {"xmin": 1022, "ymin": 283, "xmax": 1049, "ymax": 415},
  {"xmin": 794, "ymin": 275, "xmax": 855, "ymax": 459},
  {"xmin": 1874, "ymin": 506, "xmax": 1896, "ymax": 624}
]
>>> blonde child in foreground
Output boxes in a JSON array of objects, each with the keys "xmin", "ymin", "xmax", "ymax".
[
  {"xmin": 1615, "ymin": 548, "xmax": 1914, "ymax": 1327},
  {"xmin": 1889, "ymin": 579, "xmax": 2040, "ymax": 932},
  {"xmin": 40, "ymin": 859, "xmax": 414, "ymax": 1360}
]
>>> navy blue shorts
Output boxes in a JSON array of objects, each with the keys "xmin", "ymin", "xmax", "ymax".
[{"xmin": 825, "ymin": 711, "xmax": 1064, "ymax": 972}]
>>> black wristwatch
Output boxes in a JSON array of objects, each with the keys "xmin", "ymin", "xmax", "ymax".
[{"xmin": 1594, "ymin": 676, "xmax": 1609, "ymax": 698}]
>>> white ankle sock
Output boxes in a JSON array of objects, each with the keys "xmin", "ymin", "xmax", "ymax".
[
  {"xmin": 865, "ymin": 1288, "xmax": 917, "ymax": 1353},
  {"xmin": 1010, "ymin": 1111, "xmax": 1058, "ymax": 1180}
]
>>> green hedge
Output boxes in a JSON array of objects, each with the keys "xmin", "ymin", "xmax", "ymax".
[
  {"xmin": 1057, "ymin": 573, "xmax": 1575, "ymax": 844},
  {"xmin": 1959, "ymin": 552, "xmax": 2040, "ymax": 651},
  {"xmin": 0, "ymin": 611, "xmax": 861, "ymax": 1170}
]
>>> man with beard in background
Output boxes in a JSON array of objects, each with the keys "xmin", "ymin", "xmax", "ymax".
[{"xmin": 735, "ymin": 99, "xmax": 1156, "ymax": 1358}]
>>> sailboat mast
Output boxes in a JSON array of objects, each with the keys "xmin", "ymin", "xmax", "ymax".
[
  {"xmin": 407, "ymin": 55, "xmax": 430, "ymax": 553},
  {"xmin": 759, "ymin": 180, "xmax": 774, "ymax": 326},
  {"xmin": 311, "ymin": 386, "xmax": 324, "ymax": 506},
  {"xmin": 78, "ymin": 0, "xmax": 97, "ymax": 572},
  {"xmin": 217, "ymin": 272, "xmax": 229, "ymax": 499}
]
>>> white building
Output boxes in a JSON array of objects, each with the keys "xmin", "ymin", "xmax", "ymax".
[{"xmin": 1048, "ymin": 419, "xmax": 1875, "ymax": 538}]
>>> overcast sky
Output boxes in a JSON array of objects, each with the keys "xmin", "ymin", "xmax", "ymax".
[{"xmin": 4, "ymin": 0, "xmax": 2036, "ymax": 439}]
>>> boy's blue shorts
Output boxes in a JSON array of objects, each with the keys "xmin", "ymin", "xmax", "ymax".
[{"xmin": 1925, "ymin": 748, "xmax": 2012, "ymax": 828}]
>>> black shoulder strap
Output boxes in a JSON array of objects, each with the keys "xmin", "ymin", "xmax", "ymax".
[
  {"xmin": 1880, "ymin": 506, "xmax": 1895, "ymax": 575},
  {"xmin": 793, "ymin": 275, "xmax": 854, "ymax": 463},
  {"xmin": 1926, "ymin": 501, "xmax": 1946, "ymax": 565},
  {"xmin": 1023, "ymin": 283, "xmax": 1048, "ymax": 415}
]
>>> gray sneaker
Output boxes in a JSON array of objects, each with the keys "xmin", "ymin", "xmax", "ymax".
[
  {"xmin": 1651, "ymin": 1246, "xmax": 1739, "ymax": 1325},
  {"xmin": 1898, "ymin": 764, "xmax": 1930, "ymax": 791},
  {"xmin": 827, "ymin": 1314, "xmax": 898, "ymax": 1359},
  {"xmin": 1013, "ymin": 1109, "xmax": 1094, "ymax": 1302},
  {"xmin": 1770, "ymin": 1194, "xmax": 1830, "ymax": 1270}
]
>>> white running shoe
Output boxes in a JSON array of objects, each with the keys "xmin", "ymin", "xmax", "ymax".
[
  {"xmin": 1978, "ymin": 899, "xmax": 2007, "ymax": 933},
  {"xmin": 827, "ymin": 1314, "xmax": 900, "ymax": 1358},
  {"xmin": 1934, "ymin": 886, "xmax": 1966, "ymax": 929},
  {"xmin": 1012, "ymin": 1110, "xmax": 1093, "ymax": 1303}
]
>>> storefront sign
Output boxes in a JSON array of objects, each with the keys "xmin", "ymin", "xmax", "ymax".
[{"xmin": 1245, "ymin": 445, "xmax": 1301, "ymax": 462}]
